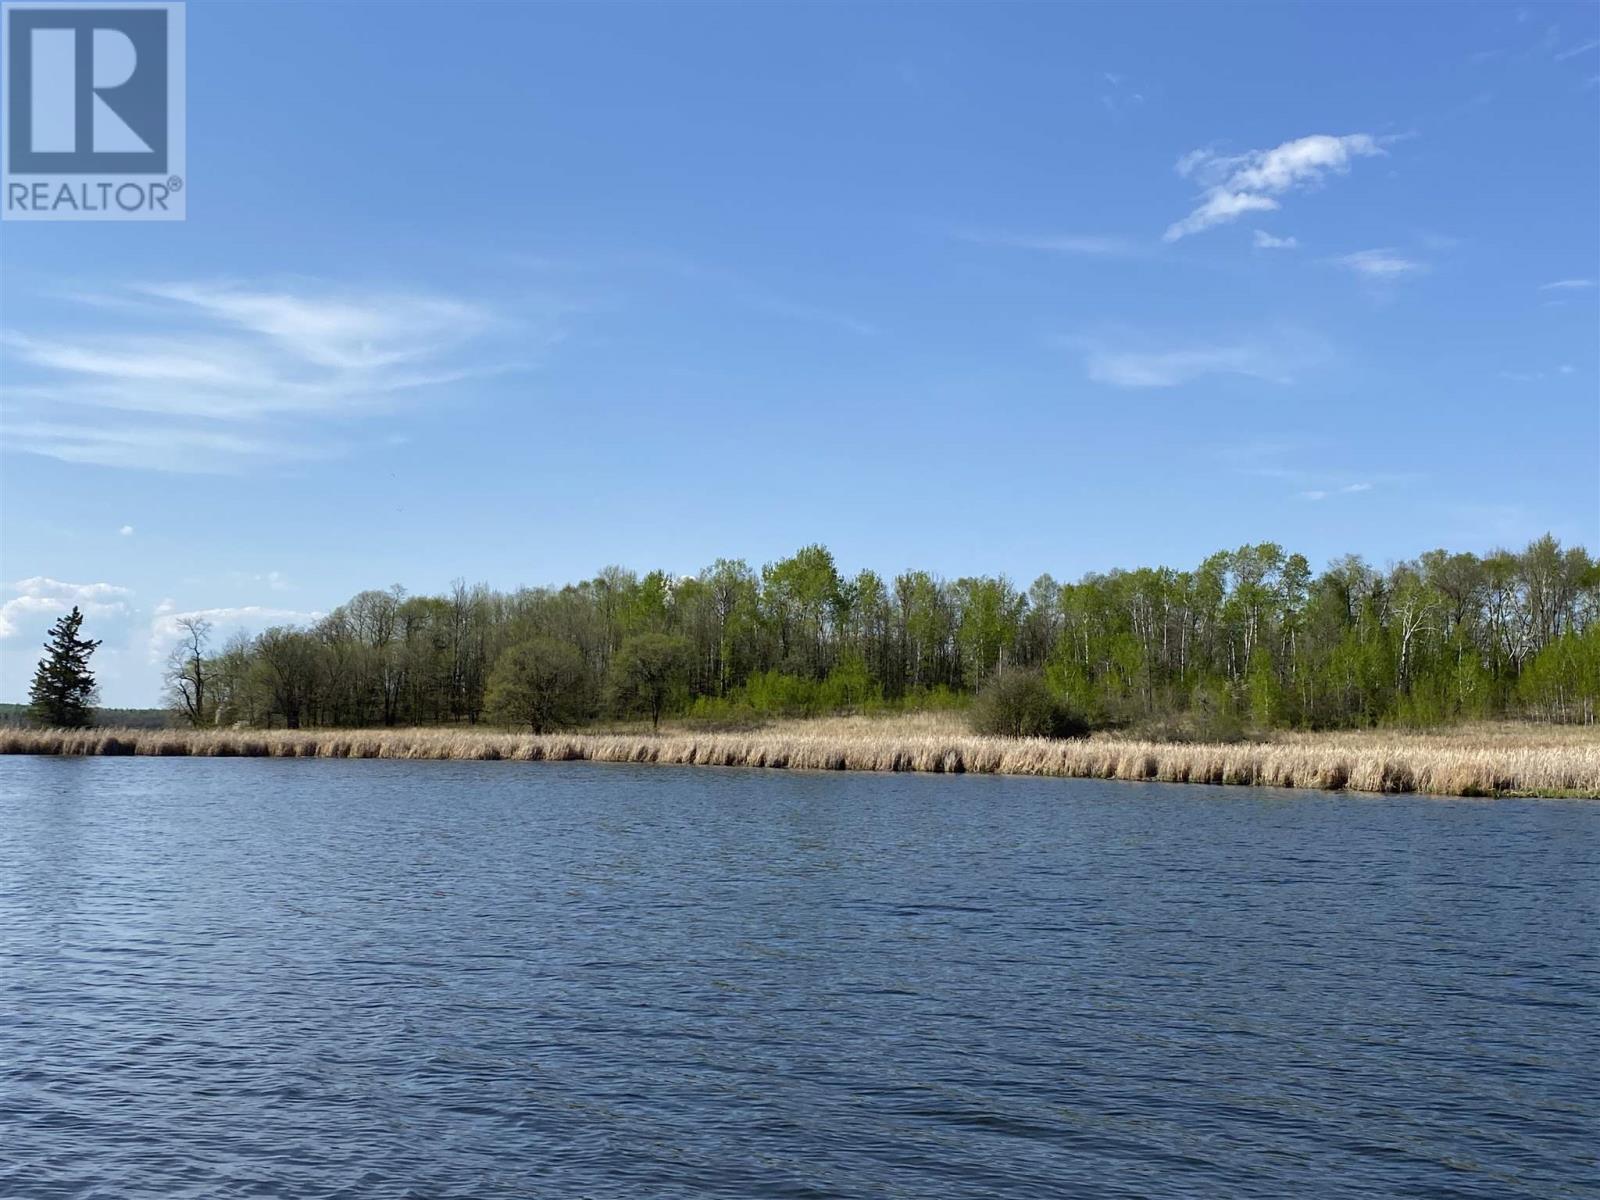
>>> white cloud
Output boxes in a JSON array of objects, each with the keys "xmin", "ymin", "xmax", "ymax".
[
  {"xmin": 1540, "ymin": 278, "xmax": 1596, "ymax": 291},
  {"xmin": 225, "ymin": 570, "xmax": 294, "ymax": 592},
  {"xmin": 1500, "ymin": 365, "xmax": 1580, "ymax": 382},
  {"xmin": 1165, "ymin": 192, "xmax": 1279, "ymax": 242},
  {"xmin": 1097, "ymin": 70, "xmax": 1147, "ymax": 113},
  {"xmin": 119, "ymin": 525, "xmax": 134, "ymax": 536},
  {"xmin": 957, "ymin": 230, "xmax": 1142, "ymax": 256},
  {"xmin": 1553, "ymin": 38, "xmax": 1599, "ymax": 62},
  {"xmin": 9, "ymin": 577, "xmax": 133, "ymax": 605},
  {"xmin": 1, "ymin": 281, "xmax": 529, "ymax": 471},
  {"xmin": 147, "ymin": 604, "xmax": 324, "ymax": 661},
  {"xmin": 1253, "ymin": 230, "xmax": 1299, "ymax": 250},
  {"xmin": 1073, "ymin": 330, "xmax": 1327, "ymax": 389},
  {"xmin": 138, "ymin": 283, "xmax": 491, "ymax": 371},
  {"xmin": 0, "ymin": 420, "xmax": 332, "ymax": 473},
  {"xmin": 1, "ymin": 287, "xmax": 498, "ymax": 421},
  {"xmin": 1086, "ymin": 346, "xmax": 1274, "ymax": 387},
  {"xmin": 0, "ymin": 577, "xmax": 134, "ymax": 638},
  {"xmin": 1165, "ymin": 133, "xmax": 1383, "ymax": 241},
  {"xmin": 1334, "ymin": 249, "xmax": 1425, "ymax": 278},
  {"xmin": 1300, "ymin": 482, "xmax": 1372, "ymax": 501}
]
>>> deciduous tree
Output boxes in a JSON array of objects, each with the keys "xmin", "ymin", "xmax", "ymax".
[
  {"xmin": 609, "ymin": 633, "xmax": 690, "ymax": 730},
  {"xmin": 485, "ymin": 637, "xmax": 590, "ymax": 733}
]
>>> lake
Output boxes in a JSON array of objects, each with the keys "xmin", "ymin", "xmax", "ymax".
[{"xmin": 1, "ymin": 757, "xmax": 1596, "ymax": 1198}]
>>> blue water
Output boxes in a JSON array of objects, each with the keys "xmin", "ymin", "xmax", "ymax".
[{"xmin": 1, "ymin": 757, "xmax": 1596, "ymax": 1199}]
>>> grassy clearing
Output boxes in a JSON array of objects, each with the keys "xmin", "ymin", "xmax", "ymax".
[{"xmin": 2, "ymin": 713, "xmax": 1596, "ymax": 798}]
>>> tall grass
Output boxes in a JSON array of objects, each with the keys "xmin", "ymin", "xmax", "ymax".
[{"xmin": 3, "ymin": 714, "xmax": 1595, "ymax": 797}]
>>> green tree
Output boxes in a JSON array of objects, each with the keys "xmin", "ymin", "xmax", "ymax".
[
  {"xmin": 253, "ymin": 626, "xmax": 321, "ymax": 729},
  {"xmin": 821, "ymin": 650, "xmax": 879, "ymax": 711},
  {"xmin": 28, "ymin": 607, "xmax": 102, "ymax": 728},
  {"xmin": 763, "ymin": 545, "xmax": 842, "ymax": 678},
  {"xmin": 1247, "ymin": 650, "xmax": 1285, "ymax": 728},
  {"xmin": 953, "ymin": 575, "xmax": 1023, "ymax": 686},
  {"xmin": 485, "ymin": 637, "xmax": 590, "ymax": 733},
  {"xmin": 610, "ymin": 633, "xmax": 690, "ymax": 730},
  {"xmin": 187, "ymin": 533, "xmax": 1598, "ymax": 735},
  {"xmin": 1520, "ymin": 626, "xmax": 1600, "ymax": 724}
]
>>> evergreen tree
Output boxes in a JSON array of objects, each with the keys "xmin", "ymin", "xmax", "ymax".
[{"xmin": 28, "ymin": 607, "xmax": 102, "ymax": 728}]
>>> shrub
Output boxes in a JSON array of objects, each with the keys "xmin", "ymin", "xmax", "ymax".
[
  {"xmin": 901, "ymin": 684, "xmax": 969, "ymax": 712},
  {"xmin": 1128, "ymin": 712, "xmax": 1249, "ymax": 745},
  {"xmin": 817, "ymin": 653, "xmax": 881, "ymax": 712},
  {"xmin": 968, "ymin": 670, "xmax": 1089, "ymax": 739},
  {"xmin": 1189, "ymin": 680, "xmax": 1246, "ymax": 743}
]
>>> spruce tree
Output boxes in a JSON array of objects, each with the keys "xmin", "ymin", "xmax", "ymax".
[{"xmin": 27, "ymin": 606, "xmax": 102, "ymax": 728}]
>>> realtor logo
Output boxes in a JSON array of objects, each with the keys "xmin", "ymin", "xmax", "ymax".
[{"xmin": 2, "ymin": 1, "xmax": 185, "ymax": 220}]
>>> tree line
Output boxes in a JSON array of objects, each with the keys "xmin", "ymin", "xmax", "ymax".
[{"xmin": 159, "ymin": 535, "xmax": 1598, "ymax": 733}]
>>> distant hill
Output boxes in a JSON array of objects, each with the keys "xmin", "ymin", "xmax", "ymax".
[{"xmin": 0, "ymin": 703, "xmax": 174, "ymax": 730}]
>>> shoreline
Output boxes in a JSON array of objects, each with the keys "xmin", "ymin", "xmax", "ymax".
[{"xmin": 3, "ymin": 718, "xmax": 1597, "ymax": 798}]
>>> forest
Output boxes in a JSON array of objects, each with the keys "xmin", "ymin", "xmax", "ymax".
[{"xmin": 159, "ymin": 535, "xmax": 1599, "ymax": 734}]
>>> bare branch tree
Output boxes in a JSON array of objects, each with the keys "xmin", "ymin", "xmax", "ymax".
[{"xmin": 163, "ymin": 616, "xmax": 214, "ymax": 727}]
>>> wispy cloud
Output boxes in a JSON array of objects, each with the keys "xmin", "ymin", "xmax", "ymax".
[
  {"xmin": 0, "ymin": 577, "xmax": 134, "ymax": 639},
  {"xmin": 1, "ymin": 281, "xmax": 525, "ymax": 471},
  {"xmin": 1540, "ymin": 278, "xmax": 1596, "ymax": 291},
  {"xmin": 1069, "ymin": 329, "xmax": 1329, "ymax": 389},
  {"xmin": 1333, "ymin": 248, "xmax": 1426, "ymax": 278},
  {"xmin": 744, "ymin": 295, "xmax": 879, "ymax": 337},
  {"xmin": 0, "ymin": 420, "xmax": 334, "ymax": 473},
  {"xmin": 221, "ymin": 570, "xmax": 293, "ymax": 592},
  {"xmin": 1253, "ymin": 230, "xmax": 1299, "ymax": 250},
  {"xmin": 1098, "ymin": 70, "xmax": 1147, "ymax": 114},
  {"xmin": 1553, "ymin": 38, "xmax": 1599, "ymax": 62},
  {"xmin": 1500, "ymin": 365, "xmax": 1576, "ymax": 382},
  {"xmin": 1300, "ymin": 482, "xmax": 1373, "ymax": 501},
  {"xmin": 1223, "ymin": 440, "xmax": 1412, "ymax": 496},
  {"xmin": 138, "ymin": 283, "xmax": 493, "ymax": 372},
  {"xmin": 1164, "ymin": 133, "xmax": 1384, "ymax": 241},
  {"xmin": 955, "ymin": 230, "xmax": 1143, "ymax": 256},
  {"xmin": 118, "ymin": 525, "xmax": 135, "ymax": 536}
]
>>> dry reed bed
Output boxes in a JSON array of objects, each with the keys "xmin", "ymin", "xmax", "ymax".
[{"xmin": 3, "ymin": 717, "xmax": 1597, "ymax": 797}]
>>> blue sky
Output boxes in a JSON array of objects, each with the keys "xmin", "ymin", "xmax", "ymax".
[{"xmin": 2, "ymin": 0, "xmax": 1597, "ymax": 705}]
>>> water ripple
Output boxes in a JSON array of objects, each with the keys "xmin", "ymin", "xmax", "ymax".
[{"xmin": 1, "ymin": 757, "xmax": 1597, "ymax": 1199}]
